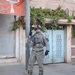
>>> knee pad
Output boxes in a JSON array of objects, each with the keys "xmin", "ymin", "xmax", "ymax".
[{"xmin": 28, "ymin": 70, "xmax": 32, "ymax": 74}]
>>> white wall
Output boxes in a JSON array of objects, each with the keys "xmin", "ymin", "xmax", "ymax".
[
  {"xmin": 66, "ymin": 25, "xmax": 72, "ymax": 63},
  {"xmin": 15, "ymin": 26, "xmax": 26, "ymax": 64}
]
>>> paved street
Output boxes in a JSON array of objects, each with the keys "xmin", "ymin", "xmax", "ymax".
[
  {"xmin": 0, "ymin": 59, "xmax": 75, "ymax": 75},
  {"xmin": 33, "ymin": 63, "xmax": 75, "ymax": 75}
]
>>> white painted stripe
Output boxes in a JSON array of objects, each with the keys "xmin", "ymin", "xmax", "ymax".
[
  {"xmin": 71, "ymin": 45, "xmax": 75, "ymax": 48},
  {"xmin": 71, "ymin": 56, "xmax": 75, "ymax": 58}
]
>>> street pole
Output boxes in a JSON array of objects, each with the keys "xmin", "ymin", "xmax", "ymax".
[
  {"xmin": 25, "ymin": 0, "xmax": 30, "ymax": 70},
  {"xmin": 25, "ymin": 0, "xmax": 30, "ymax": 38}
]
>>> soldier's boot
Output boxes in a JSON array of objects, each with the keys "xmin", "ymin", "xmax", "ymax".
[
  {"xmin": 39, "ymin": 70, "xmax": 43, "ymax": 75},
  {"xmin": 28, "ymin": 72, "xmax": 32, "ymax": 75},
  {"xmin": 28, "ymin": 71, "xmax": 32, "ymax": 75}
]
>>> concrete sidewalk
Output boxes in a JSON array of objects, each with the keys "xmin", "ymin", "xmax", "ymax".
[
  {"xmin": 0, "ymin": 60, "xmax": 75, "ymax": 75},
  {"xmin": 0, "ymin": 58, "xmax": 26, "ymax": 75},
  {"xmin": 0, "ymin": 63, "xmax": 25, "ymax": 75}
]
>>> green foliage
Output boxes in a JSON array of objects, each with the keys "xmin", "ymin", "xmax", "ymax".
[
  {"xmin": 31, "ymin": 5, "xmax": 74, "ymax": 31},
  {"xmin": 12, "ymin": 6, "xmax": 74, "ymax": 31},
  {"xmin": 56, "ymin": 5, "xmax": 62, "ymax": 11},
  {"xmin": 12, "ymin": 16, "xmax": 25, "ymax": 31},
  {"xmin": 51, "ymin": 17, "xmax": 59, "ymax": 30},
  {"xmin": 30, "ymin": 7, "xmax": 45, "ymax": 30},
  {"xmin": 12, "ymin": 21, "xmax": 20, "ymax": 31},
  {"xmin": 67, "ymin": 16, "xmax": 73, "ymax": 22}
]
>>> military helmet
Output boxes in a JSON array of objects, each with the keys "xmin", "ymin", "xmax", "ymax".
[
  {"xmin": 32, "ymin": 24, "xmax": 35, "ymax": 28},
  {"xmin": 35, "ymin": 25, "xmax": 42, "ymax": 30}
]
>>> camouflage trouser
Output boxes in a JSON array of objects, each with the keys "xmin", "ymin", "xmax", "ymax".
[{"xmin": 28, "ymin": 50, "xmax": 44, "ymax": 75}]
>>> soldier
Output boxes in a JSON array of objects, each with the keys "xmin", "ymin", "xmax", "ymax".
[{"xmin": 28, "ymin": 25, "xmax": 49, "ymax": 75}]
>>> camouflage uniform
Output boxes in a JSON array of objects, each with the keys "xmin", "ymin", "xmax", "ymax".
[{"xmin": 28, "ymin": 25, "xmax": 49, "ymax": 75}]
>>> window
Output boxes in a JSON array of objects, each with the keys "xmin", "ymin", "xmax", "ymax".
[{"xmin": 72, "ymin": 25, "xmax": 75, "ymax": 37}]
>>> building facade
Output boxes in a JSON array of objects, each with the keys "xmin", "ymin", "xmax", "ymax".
[
  {"xmin": 30, "ymin": 0, "xmax": 75, "ymax": 63},
  {"xmin": 0, "ymin": 0, "xmax": 75, "ymax": 65},
  {"xmin": 0, "ymin": 14, "xmax": 26, "ymax": 64}
]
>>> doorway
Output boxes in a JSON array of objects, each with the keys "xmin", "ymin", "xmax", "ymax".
[{"xmin": 44, "ymin": 26, "xmax": 65, "ymax": 63}]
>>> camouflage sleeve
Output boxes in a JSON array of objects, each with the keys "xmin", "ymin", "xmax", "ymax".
[{"xmin": 43, "ymin": 35, "xmax": 50, "ymax": 51}]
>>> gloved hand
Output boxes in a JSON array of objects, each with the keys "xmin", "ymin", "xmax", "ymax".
[{"xmin": 45, "ymin": 50, "xmax": 49, "ymax": 56}]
